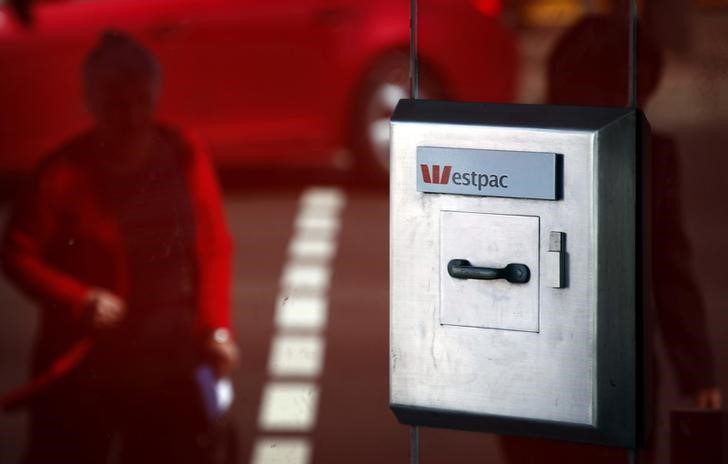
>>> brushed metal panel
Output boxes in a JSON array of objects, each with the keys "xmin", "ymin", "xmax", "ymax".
[
  {"xmin": 546, "ymin": 231, "xmax": 566, "ymax": 289},
  {"xmin": 391, "ymin": 118, "xmax": 596, "ymax": 426},
  {"xmin": 440, "ymin": 211, "xmax": 540, "ymax": 332},
  {"xmin": 389, "ymin": 100, "xmax": 642, "ymax": 448}
]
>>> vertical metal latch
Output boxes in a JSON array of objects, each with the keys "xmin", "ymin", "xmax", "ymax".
[{"xmin": 546, "ymin": 231, "xmax": 566, "ymax": 288}]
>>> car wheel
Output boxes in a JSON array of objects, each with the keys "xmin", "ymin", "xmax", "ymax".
[{"xmin": 352, "ymin": 52, "xmax": 443, "ymax": 175}]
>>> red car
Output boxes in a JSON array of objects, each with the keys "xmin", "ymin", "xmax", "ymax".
[{"xmin": 0, "ymin": 0, "xmax": 516, "ymax": 174}]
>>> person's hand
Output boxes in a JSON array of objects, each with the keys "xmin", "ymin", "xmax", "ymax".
[
  {"xmin": 84, "ymin": 288, "xmax": 126, "ymax": 330},
  {"xmin": 697, "ymin": 387, "xmax": 722, "ymax": 410},
  {"xmin": 206, "ymin": 328, "xmax": 239, "ymax": 377}
]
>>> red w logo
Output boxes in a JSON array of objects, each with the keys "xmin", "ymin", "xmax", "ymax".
[{"xmin": 420, "ymin": 164, "xmax": 452, "ymax": 185}]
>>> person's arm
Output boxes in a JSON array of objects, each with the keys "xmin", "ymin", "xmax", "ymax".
[
  {"xmin": 1, "ymin": 164, "xmax": 90, "ymax": 320},
  {"xmin": 185, "ymin": 133, "xmax": 238, "ymax": 375},
  {"xmin": 1, "ymin": 162, "xmax": 126, "ymax": 329}
]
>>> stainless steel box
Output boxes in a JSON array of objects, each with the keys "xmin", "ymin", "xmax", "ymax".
[{"xmin": 389, "ymin": 100, "xmax": 646, "ymax": 448}]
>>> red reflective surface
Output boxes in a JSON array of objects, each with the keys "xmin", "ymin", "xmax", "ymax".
[
  {"xmin": 0, "ymin": 0, "xmax": 515, "ymax": 173},
  {"xmin": 0, "ymin": 1, "xmax": 726, "ymax": 463}
]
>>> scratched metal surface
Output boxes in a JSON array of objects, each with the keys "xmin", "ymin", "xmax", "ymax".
[{"xmin": 389, "ymin": 101, "xmax": 639, "ymax": 447}]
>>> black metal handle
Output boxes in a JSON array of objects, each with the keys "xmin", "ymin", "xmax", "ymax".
[{"xmin": 447, "ymin": 259, "xmax": 530, "ymax": 284}]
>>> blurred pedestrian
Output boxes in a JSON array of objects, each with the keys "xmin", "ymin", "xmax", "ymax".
[
  {"xmin": 1, "ymin": 30, "xmax": 238, "ymax": 463},
  {"xmin": 500, "ymin": 14, "xmax": 720, "ymax": 464}
]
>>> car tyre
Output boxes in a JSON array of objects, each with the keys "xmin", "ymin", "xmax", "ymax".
[{"xmin": 351, "ymin": 51, "xmax": 443, "ymax": 177}]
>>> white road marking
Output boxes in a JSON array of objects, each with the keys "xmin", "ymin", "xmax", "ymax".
[
  {"xmin": 300, "ymin": 188, "xmax": 346, "ymax": 210},
  {"xmin": 294, "ymin": 215, "xmax": 341, "ymax": 234},
  {"xmin": 268, "ymin": 334, "xmax": 324, "ymax": 377},
  {"xmin": 293, "ymin": 227, "xmax": 338, "ymax": 243},
  {"xmin": 258, "ymin": 382, "xmax": 320, "ymax": 431},
  {"xmin": 251, "ymin": 187, "xmax": 345, "ymax": 464},
  {"xmin": 280, "ymin": 264, "xmax": 331, "ymax": 291},
  {"xmin": 275, "ymin": 293, "xmax": 328, "ymax": 331},
  {"xmin": 288, "ymin": 236, "xmax": 337, "ymax": 261},
  {"xmin": 251, "ymin": 438, "xmax": 310, "ymax": 464}
]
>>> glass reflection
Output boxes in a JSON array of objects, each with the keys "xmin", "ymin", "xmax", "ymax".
[
  {"xmin": 1, "ymin": 31, "xmax": 238, "ymax": 463},
  {"xmin": 0, "ymin": 0, "xmax": 725, "ymax": 463},
  {"xmin": 500, "ymin": 11, "xmax": 720, "ymax": 464}
]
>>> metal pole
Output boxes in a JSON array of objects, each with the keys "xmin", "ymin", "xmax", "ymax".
[
  {"xmin": 408, "ymin": 0, "xmax": 419, "ymax": 453},
  {"xmin": 410, "ymin": 0, "xmax": 419, "ymax": 99},
  {"xmin": 628, "ymin": 0, "xmax": 638, "ymax": 108},
  {"xmin": 410, "ymin": 426, "xmax": 420, "ymax": 464},
  {"xmin": 628, "ymin": 9, "xmax": 642, "ymax": 464}
]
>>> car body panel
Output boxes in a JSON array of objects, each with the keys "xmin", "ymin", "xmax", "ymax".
[{"xmin": 0, "ymin": 0, "xmax": 517, "ymax": 172}]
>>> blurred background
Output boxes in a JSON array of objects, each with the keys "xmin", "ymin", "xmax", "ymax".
[{"xmin": 0, "ymin": 0, "xmax": 726, "ymax": 462}]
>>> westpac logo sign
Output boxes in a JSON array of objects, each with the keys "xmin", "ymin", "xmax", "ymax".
[
  {"xmin": 420, "ymin": 164, "xmax": 509, "ymax": 190},
  {"xmin": 420, "ymin": 164, "xmax": 452, "ymax": 185},
  {"xmin": 416, "ymin": 146, "xmax": 559, "ymax": 200}
]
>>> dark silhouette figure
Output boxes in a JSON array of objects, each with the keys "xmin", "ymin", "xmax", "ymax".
[
  {"xmin": 500, "ymin": 14, "xmax": 720, "ymax": 464},
  {"xmin": 1, "ymin": 31, "xmax": 238, "ymax": 463}
]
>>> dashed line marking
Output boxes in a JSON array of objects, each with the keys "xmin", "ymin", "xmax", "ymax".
[
  {"xmin": 280, "ymin": 264, "xmax": 331, "ymax": 291},
  {"xmin": 275, "ymin": 293, "xmax": 328, "ymax": 331},
  {"xmin": 258, "ymin": 382, "xmax": 320, "ymax": 431},
  {"xmin": 251, "ymin": 438, "xmax": 311, "ymax": 464},
  {"xmin": 288, "ymin": 236, "xmax": 337, "ymax": 261},
  {"xmin": 294, "ymin": 215, "xmax": 341, "ymax": 234},
  {"xmin": 251, "ymin": 186, "xmax": 345, "ymax": 464},
  {"xmin": 268, "ymin": 334, "xmax": 325, "ymax": 378}
]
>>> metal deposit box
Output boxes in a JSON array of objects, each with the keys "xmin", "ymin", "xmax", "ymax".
[{"xmin": 389, "ymin": 100, "xmax": 647, "ymax": 448}]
